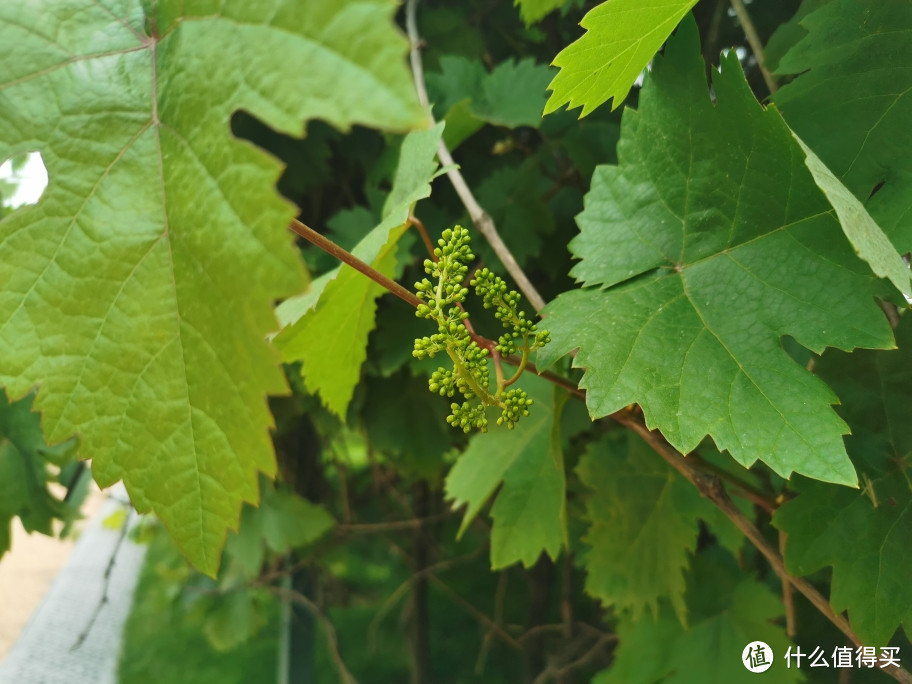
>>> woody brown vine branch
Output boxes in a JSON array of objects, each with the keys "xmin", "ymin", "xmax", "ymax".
[
  {"xmin": 404, "ymin": 0, "xmax": 547, "ymax": 312},
  {"xmin": 289, "ymin": 218, "xmax": 423, "ymax": 308}
]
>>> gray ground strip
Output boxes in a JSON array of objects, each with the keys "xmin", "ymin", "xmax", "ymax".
[{"xmin": 0, "ymin": 488, "xmax": 146, "ymax": 684}]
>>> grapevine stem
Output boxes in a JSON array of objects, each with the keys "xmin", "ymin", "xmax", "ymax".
[
  {"xmin": 405, "ymin": 0, "xmax": 547, "ymax": 312},
  {"xmin": 493, "ymin": 347, "xmax": 506, "ymax": 395},
  {"xmin": 503, "ymin": 340, "xmax": 529, "ymax": 388},
  {"xmin": 446, "ymin": 345, "xmax": 500, "ymax": 407},
  {"xmin": 288, "ymin": 218, "xmax": 422, "ymax": 309},
  {"xmin": 729, "ymin": 0, "xmax": 778, "ymax": 94},
  {"xmin": 409, "ymin": 214, "xmax": 437, "ymax": 261}
]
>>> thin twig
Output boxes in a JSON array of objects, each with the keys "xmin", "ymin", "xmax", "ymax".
[
  {"xmin": 612, "ymin": 413, "xmax": 912, "ymax": 684},
  {"xmin": 409, "ymin": 214, "xmax": 437, "ymax": 261},
  {"xmin": 367, "ymin": 545, "xmax": 489, "ymax": 648},
  {"xmin": 475, "ymin": 570, "xmax": 509, "ymax": 674},
  {"xmin": 522, "ymin": 360, "xmax": 586, "ymax": 399},
  {"xmin": 71, "ymin": 505, "xmax": 133, "ymax": 651},
  {"xmin": 405, "ymin": 0, "xmax": 547, "ymax": 312},
  {"xmin": 516, "ymin": 622, "xmax": 610, "ymax": 645},
  {"xmin": 686, "ymin": 452, "xmax": 779, "ymax": 513},
  {"xmin": 428, "ymin": 573, "xmax": 523, "ymax": 651},
  {"xmin": 533, "ymin": 634, "xmax": 615, "ymax": 684},
  {"xmin": 289, "ymin": 218, "xmax": 422, "ymax": 309},
  {"xmin": 336, "ymin": 512, "xmax": 452, "ymax": 534},
  {"xmin": 729, "ymin": 0, "xmax": 778, "ymax": 94},
  {"xmin": 267, "ymin": 586, "xmax": 358, "ymax": 684},
  {"xmin": 779, "ymin": 531, "xmax": 796, "ymax": 637}
]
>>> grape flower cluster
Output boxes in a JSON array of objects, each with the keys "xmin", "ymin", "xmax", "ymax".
[{"xmin": 412, "ymin": 225, "xmax": 550, "ymax": 433}]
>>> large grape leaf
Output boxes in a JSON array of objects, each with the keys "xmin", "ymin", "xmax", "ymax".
[
  {"xmin": 538, "ymin": 17, "xmax": 895, "ymax": 486},
  {"xmin": 445, "ymin": 375, "xmax": 567, "ymax": 569},
  {"xmin": 577, "ymin": 433, "xmax": 724, "ymax": 623},
  {"xmin": 773, "ymin": 0, "xmax": 912, "ymax": 252},
  {"xmin": 0, "ymin": 1, "xmax": 423, "ymax": 574},
  {"xmin": 273, "ymin": 124, "xmax": 443, "ymax": 417},
  {"xmin": 595, "ymin": 552, "xmax": 800, "ymax": 684},
  {"xmin": 773, "ymin": 317, "xmax": 912, "ymax": 646},
  {"xmin": 544, "ymin": 0, "xmax": 698, "ymax": 117},
  {"xmin": 0, "ymin": 392, "xmax": 80, "ymax": 556}
]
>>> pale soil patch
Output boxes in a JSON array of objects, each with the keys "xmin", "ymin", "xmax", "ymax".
[{"xmin": 0, "ymin": 488, "xmax": 105, "ymax": 659}]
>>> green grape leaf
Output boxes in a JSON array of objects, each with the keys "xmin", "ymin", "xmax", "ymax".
[
  {"xmin": 273, "ymin": 124, "xmax": 443, "ymax": 417},
  {"xmin": 763, "ymin": 0, "xmax": 831, "ymax": 73},
  {"xmin": 476, "ymin": 59, "xmax": 553, "ymax": 128},
  {"xmin": 538, "ymin": 17, "xmax": 894, "ymax": 486},
  {"xmin": 445, "ymin": 375, "xmax": 567, "ymax": 569},
  {"xmin": 427, "ymin": 57, "xmax": 553, "ymax": 131},
  {"xmin": 796, "ymin": 136, "xmax": 911, "ymax": 300},
  {"xmin": 773, "ymin": 0, "xmax": 912, "ymax": 252},
  {"xmin": 773, "ymin": 317, "xmax": 912, "ymax": 646},
  {"xmin": 0, "ymin": 392, "xmax": 79, "ymax": 556},
  {"xmin": 544, "ymin": 0, "xmax": 698, "ymax": 117},
  {"xmin": 225, "ymin": 482, "xmax": 335, "ymax": 579},
  {"xmin": 577, "ymin": 432, "xmax": 723, "ymax": 623},
  {"xmin": 0, "ymin": 1, "xmax": 422, "ymax": 575},
  {"xmin": 515, "ymin": 0, "xmax": 572, "ymax": 25},
  {"xmin": 595, "ymin": 552, "xmax": 800, "ymax": 683}
]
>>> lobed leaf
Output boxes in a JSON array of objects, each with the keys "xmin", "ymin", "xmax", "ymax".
[
  {"xmin": 539, "ymin": 17, "xmax": 895, "ymax": 486},
  {"xmin": 544, "ymin": 0, "xmax": 698, "ymax": 116},
  {"xmin": 0, "ymin": 0, "xmax": 422, "ymax": 574},
  {"xmin": 577, "ymin": 433, "xmax": 722, "ymax": 623},
  {"xmin": 0, "ymin": 392, "xmax": 79, "ymax": 556},
  {"xmin": 445, "ymin": 375, "xmax": 567, "ymax": 569}
]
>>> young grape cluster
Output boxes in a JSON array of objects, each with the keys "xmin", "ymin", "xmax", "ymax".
[{"xmin": 413, "ymin": 226, "xmax": 549, "ymax": 433}]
